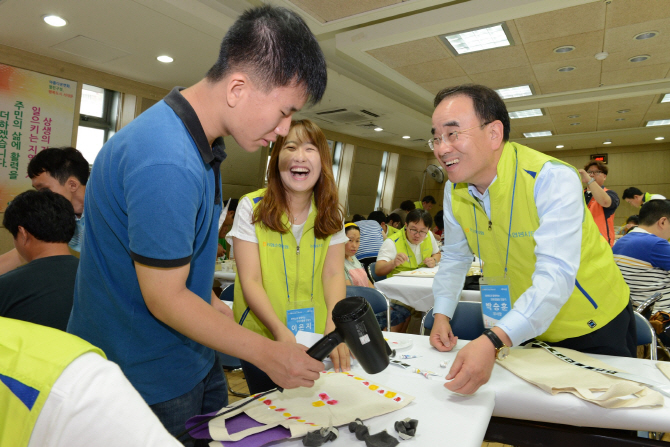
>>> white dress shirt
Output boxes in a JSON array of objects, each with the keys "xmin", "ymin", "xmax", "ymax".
[{"xmin": 433, "ymin": 161, "xmax": 585, "ymax": 346}]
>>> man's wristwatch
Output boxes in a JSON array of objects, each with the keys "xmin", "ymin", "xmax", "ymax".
[
  {"xmin": 483, "ymin": 329, "xmax": 510, "ymax": 361},
  {"xmin": 587, "ymin": 178, "xmax": 596, "ymax": 186}
]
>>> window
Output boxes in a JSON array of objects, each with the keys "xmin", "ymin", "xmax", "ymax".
[
  {"xmin": 331, "ymin": 141, "xmax": 343, "ymax": 183},
  {"xmin": 76, "ymin": 84, "xmax": 119, "ymax": 164},
  {"xmin": 374, "ymin": 151, "xmax": 389, "ymax": 210}
]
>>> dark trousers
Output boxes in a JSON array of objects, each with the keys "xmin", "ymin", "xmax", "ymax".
[
  {"xmin": 240, "ymin": 359, "xmax": 278, "ymax": 394},
  {"xmin": 150, "ymin": 355, "xmax": 228, "ymax": 447},
  {"xmin": 551, "ymin": 302, "xmax": 637, "ymax": 358}
]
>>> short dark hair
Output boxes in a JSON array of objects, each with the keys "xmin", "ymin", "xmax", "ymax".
[
  {"xmin": 388, "ymin": 213, "xmax": 402, "ymax": 225},
  {"xmin": 434, "ymin": 210, "xmax": 444, "ymax": 231},
  {"xmin": 27, "ymin": 147, "xmax": 90, "ymax": 186},
  {"xmin": 639, "ymin": 200, "xmax": 670, "ymax": 227},
  {"xmin": 584, "ymin": 160, "xmax": 608, "ymax": 176},
  {"xmin": 206, "ymin": 5, "xmax": 327, "ymax": 106},
  {"xmin": 626, "ymin": 215, "xmax": 640, "ymax": 225},
  {"xmin": 405, "ymin": 209, "xmax": 433, "ymax": 229},
  {"xmin": 422, "ymin": 195, "xmax": 436, "ymax": 205},
  {"xmin": 227, "ymin": 198, "xmax": 239, "ymax": 212},
  {"xmin": 433, "ymin": 84, "xmax": 510, "ymax": 142},
  {"xmin": 400, "ymin": 200, "xmax": 416, "ymax": 212},
  {"xmin": 623, "ymin": 187, "xmax": 643, "ymax": 200},
  {"xmin": 367, "ymin": 211, "xmax": 387, "ymax": 224},
  {"xmin": 352, "ymin": 214, "xmax": 366, "ymax": 222},
  {"xmin": 3, "ymin": 190, "xmax": 76, "ymax": 242}
]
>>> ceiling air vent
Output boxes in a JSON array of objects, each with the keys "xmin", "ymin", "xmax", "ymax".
[
  {"xmin": 359, "ymin": 109, "xmax": 380, "ymax": 118},
  {"xmin": 311, "ymin": 108, "xmax": 373, "ymax": 124}
]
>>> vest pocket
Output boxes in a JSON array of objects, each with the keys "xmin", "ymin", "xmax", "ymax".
[{"xmin": 575, "ymin": 280, "xmax": 598, "ymax": 309}]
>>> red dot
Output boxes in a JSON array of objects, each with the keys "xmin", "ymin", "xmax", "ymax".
[{"xmin": 326, "ymin": 400, "xmax": 338, "ymax": 405}]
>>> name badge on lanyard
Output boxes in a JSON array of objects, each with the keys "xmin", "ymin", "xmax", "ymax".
[
  {"xmin": 287, "ymin": 304, "xmax": 315, "ymax": 335},
  {"xmin": 479, "ymin": 276, "xmax": 512, "ymax": 328}
]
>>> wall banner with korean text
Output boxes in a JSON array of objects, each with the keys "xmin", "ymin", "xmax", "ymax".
[{"xmin": 0, "ymin": 63, "xmax": 77, "ymax": 211}]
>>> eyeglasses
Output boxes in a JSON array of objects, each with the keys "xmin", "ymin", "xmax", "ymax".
[
  {"xmin": 587, "ymin": 170, "xmax": 603, "ymax": 176},
  {"xmin": 428, "ymin": 122, "xmax": 491, "ymax": 150},
  {"xmin": 407, "ymin": 227, "xmax": 428, "ymax": 237}
]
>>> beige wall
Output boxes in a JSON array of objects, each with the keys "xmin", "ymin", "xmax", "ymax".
[
  {"xmin": 544, "ymin": 143, "xmax": 670, "ymax": 226},
  {"xmin": 347, "ymin": 146, "xmax": 384, "ymax": 217}
]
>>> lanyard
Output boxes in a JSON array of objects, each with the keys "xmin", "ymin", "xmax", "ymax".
[
  {"xmin": 280, "ymin": 232, "xmax": 316, "ymax": 303},
  {"xmin": 474, "ymin": 147, "xmax": 518, "ymax": 278}
]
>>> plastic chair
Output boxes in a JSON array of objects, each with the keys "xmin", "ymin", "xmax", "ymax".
[
  {"xmin": 367, "ymin": 262, "xmax": 387, "ymax": 283},
  {"xmin": 635, "ymin": 311, "xmax": 657, "ymax": 361},
  {"xmin": 346, "ymin": 285, "xmax": 391, "ymax": 331},
  {"xmin": 420, "ymin": 308, "xmax": 434, "ymax": 335},
  {"xmin": 220, "ymin": 284, "xmax": 234, "ymax": 302}
]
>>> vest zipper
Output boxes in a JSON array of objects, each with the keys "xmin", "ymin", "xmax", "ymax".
[
  {"xmin": 294, "ymin": 245, "xmax": 300, "ymax": 302},
  {"xmin": 488, "ymin": 221, "xmax": 492, "ymax": 231}
]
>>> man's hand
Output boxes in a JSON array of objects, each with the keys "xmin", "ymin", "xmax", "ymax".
[
  {"xmin": 429, "ymin": 313, "xmax": 458, "ymax": 351},
  {"xmin": 329, "ymin": 343, "xmax": 351, "ymax": 372},
  {"xmin": 578, "ymin": 169, "xmax": 591, "ymax": 184},
  {"xmin": 444, "ymin": 335, "xmax": 496, "ymax": 395},
  {"xmin": 260, "ymin": 342, "xmax": 324, "ymax": 389},
  {"xmin": 393, "ymin": 253, "xmax": 409, "ymax": 267},
  {"xmin": 423, "ymin": 256, "xmax": 437, "ymax": 268}
]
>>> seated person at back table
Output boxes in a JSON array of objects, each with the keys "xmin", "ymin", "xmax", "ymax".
[
  {"xmin": 344, "ymin": 223, "xmax": 398, "ymax": 331},
  {"xmin": 367, "ymin": 210, "xmax": 390, "ymax": 238},
  {"xmin": 613, "ymin": 199, "xmax": 670, "ymax": 312},
  {"xmin": 375, "ymin": 209, "xmax": 441, "ymax": 332},
  {"xmin": 0, "ymin": 190, "xmax": 79, "ymax": 331},
  {"xmin": 623, "ymin": 187, "xmax": 666, "ymax": 208},
  {"xmin": 432, "ymin": 209, "xmax": 445, "ymax": 242},
  {"xmin": 353, "ymin": 214, "xmax": 385, "ymax": 262},
  {"xmin": 217, "ymin": 198, "xmax": 238, "ymax": 258},
  {"xmin": 386, "ymin": 212, "xmax": 403, "ymax": 237}
]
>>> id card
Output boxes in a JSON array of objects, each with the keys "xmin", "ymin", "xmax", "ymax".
[
  {"xmin": 286, "ymin": 307, "xmax": 315, "ymax": 335},
  {"xmin": 479, "ymin": 276, "xmax": 512, "ymax": 328}
]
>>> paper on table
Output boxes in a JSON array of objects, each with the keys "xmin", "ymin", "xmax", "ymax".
[{"xmin": 394, "ymin": 267, "xmax": 439, "ymax": 278}]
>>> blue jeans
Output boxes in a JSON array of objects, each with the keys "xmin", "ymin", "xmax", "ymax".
[{"xmin": 150, "ymin": 355, "xmax": 228, "ymax": 447}]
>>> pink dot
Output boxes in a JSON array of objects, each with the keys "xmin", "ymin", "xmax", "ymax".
[
  {"xmin": 263, "ymin": 400, "xmax": 272, "ymax": 405},
  {"xmin": 288, "ymin": 416, "xmax": 300, "ymax": 420},
  {"xmin": 275, "ymin": 408, "xmax": 286, "ymax": 412},
  {"xmin": 318, "ymin": 393, "xmax": 329, "ymax": 400},
  {"xmin": 326, "ymin": 400, "xmax": 338, "ymax": 405},
  {"xmin": 377, "ymin": 389, "xmax": 385, "ymax": 394},
  {"xmin": 362, "ymin": 381, "xmax": 370, "ymax": 386}
]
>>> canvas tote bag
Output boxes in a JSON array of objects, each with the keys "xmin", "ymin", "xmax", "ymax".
[
  {"xmin": 497, "ymin": 347, "xmax": 663, "ymax": 408},
  {"xmin": 206, "ymin": 371, "xmax": 415, "ymax": 442}
]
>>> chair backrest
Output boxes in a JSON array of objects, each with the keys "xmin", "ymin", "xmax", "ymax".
[
  {"xmin": 345, "ymin": 286, "xmax": 388, "ymax": 314},
  {"xmin": 451, "ymin": 301, "xmax": 486, "ymax": 341},
  {"xmin": 367, "ymin": 262, "xmax": 387, "ymax": 283},
  {"xmin": 420, "ymin": 308, "xmax": 434, "ymax": 335},
  {"xmin": 220, "ymin": 284, "xmax": 234, "ymax": 302},
  {"xmin": 635, "ymin": 311, "xmax": 657, "ymax": 361}
]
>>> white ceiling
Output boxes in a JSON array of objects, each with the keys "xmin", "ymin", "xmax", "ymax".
[{"xmin": 2, "ymin": 0, "xmax": 670, "ymax": 154}]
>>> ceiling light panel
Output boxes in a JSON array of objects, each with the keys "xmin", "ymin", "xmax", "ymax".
[
  {"xmin": 440, "ymin": 23, "xmax": 512, "ymax": 55},
  {"xmin": 647, "ymin": 120, "xmax": 670, "ymax": 127},
  {"xmin": 509, "ymin": 109, "xmax": 543, "ymax": 119},
  {"xmin": 496, "ymin": 85, "xmax": 533, "ymax": 99},
  {"xmin": 523, "ymin": 131, "xmax": 552, "ymax": 137}
]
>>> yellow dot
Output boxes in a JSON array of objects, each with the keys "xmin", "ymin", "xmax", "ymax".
[
  {"xmin": 269, "ymin": 406, "xmax": 276, "ymax": 409},
  {"xmin": 354, "ymin": 377, "xmax": 363, "ymax": 380},
  {"xmin": 312, "ymin": 401, "xmax": 325, "ymax": 407},
  {"xmin": 385, "ymin": 391, "xmax": 397, "ymax": 398},
  {"xmin": 369, "ymin": 385, "xmax": 378, "ymax": 390},
  {"xmin": 298, "ymin": 420, "xmax": 305, "ymax": 422},
  {"xmin": 283, "ymin": 413, "xmax": 291, "ymax": 417}
]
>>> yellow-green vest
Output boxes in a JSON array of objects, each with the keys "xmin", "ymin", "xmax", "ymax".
[
  {"xmin": 387, "ymin": 228, "xmax": 433, "ymax": 278},
  {"xmin": 233, "ymin": 189, "xmax": 332, "ymax": 339},
  {"xmin": 413, "ymin": 201, "xmax": 423, "ymax": 210},
  {"xmin": 451, "ymin": 142, "xmax": 629, "ymax": 342},
  {"xmin": 0, "ymin": 317, "xmax": 105, "ymax": 447},
  {"xmin": 386, "ymin": 225, "xmax": 401, "ymax": 238}
]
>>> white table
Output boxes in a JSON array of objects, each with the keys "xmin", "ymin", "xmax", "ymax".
[
  {"xmin": 274, "ymin": 333, "xmax": 670, "ymax": 446},
  {"xmin": 213, "ymin": 270, "xmax": 235, "ymax": 288},
  {"xmin": 276, "ymin": 333, "xmax": 496, "ymax": 447},
  {"xmin": 374, "ymin": 268, "xmax": 480, "ymax": 311}
]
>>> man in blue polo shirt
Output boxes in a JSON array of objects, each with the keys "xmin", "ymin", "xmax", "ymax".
[{"xmin": 67, "ymin": 6, "xmax": 327, "ymax": 443}]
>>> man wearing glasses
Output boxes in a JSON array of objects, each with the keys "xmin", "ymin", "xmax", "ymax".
[
  {"xmin": 578, "ymin": 161, "xmax": 619, "ymax": 246},
  {"xmin": 375, "ymin": 209, "xmax": 441, "ymax": 332},
  {"xmin": 429, "ymin": 84, "xmax": 634, "ymax": 395}
]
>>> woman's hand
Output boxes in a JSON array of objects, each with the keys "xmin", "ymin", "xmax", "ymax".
[
  {"xmin": 329, "ymin": 342, "xmax": 351, "ymax": 372},
  {"xmin": 273, "ymin": 325, "xmax": 297, "ymax": 344}
]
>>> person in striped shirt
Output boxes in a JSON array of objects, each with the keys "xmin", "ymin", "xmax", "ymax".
[{"xmin": 613, "ymin": 199, "xmax": 670, "ymax": 310}]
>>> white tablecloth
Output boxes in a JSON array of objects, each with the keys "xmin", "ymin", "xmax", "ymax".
[
  {"xmin": 280, "ymin": 333, "xmax": 495, "ymax": 447},
  {"xmin": 374, "ymin": 268, "xmax": 480, "ymax": 311}
]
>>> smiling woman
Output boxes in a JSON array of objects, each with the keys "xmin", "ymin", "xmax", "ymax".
[{"xmin": 227, "ymin": 119, "xmax": 350, "ymax": 394}]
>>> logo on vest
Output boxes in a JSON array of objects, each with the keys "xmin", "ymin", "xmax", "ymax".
[
  {"xmin": 587, "ymin": 320, "xmax": 597, "ymax": 329},
  {"xmin": 465, "ymin": 227, "xmax": 484, "ymax": 236},
  {"xmin": 263, "ymin": 241, "xmax": 289, "ymax": 249},
  {"xmin": 310, "ymin": 243, "xmax": 324, "ymax": 248},
  {"xmin": 511, "ymin": 231, "xmax": 535, "ymax": 238}
]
